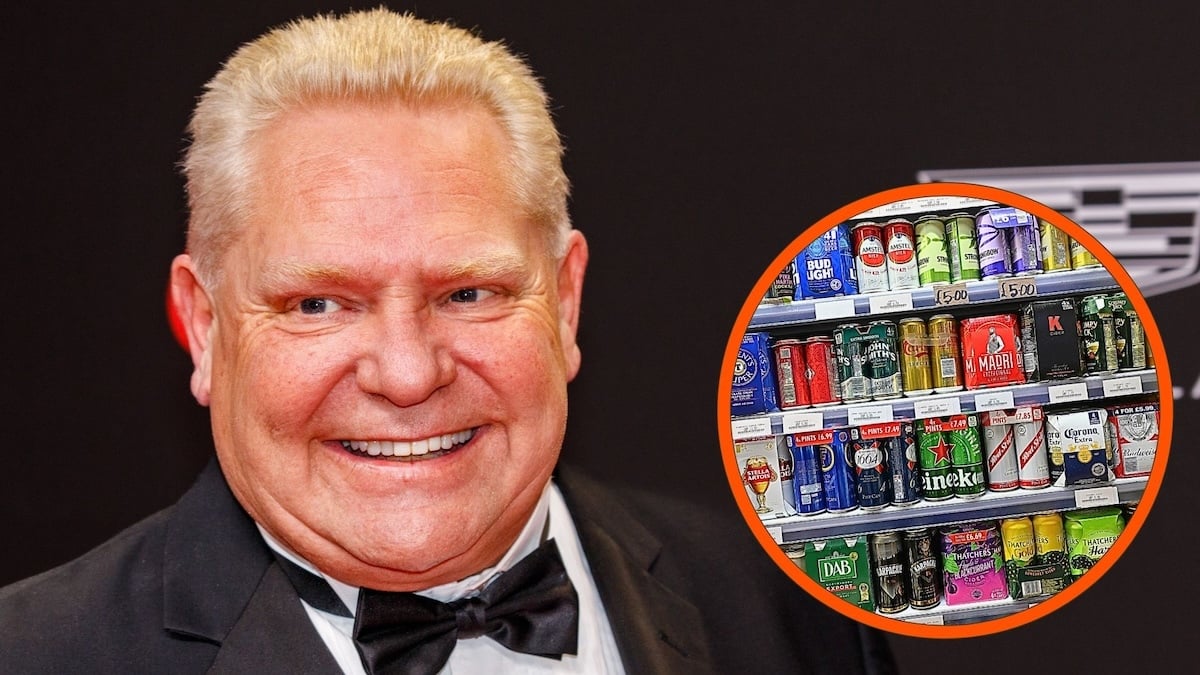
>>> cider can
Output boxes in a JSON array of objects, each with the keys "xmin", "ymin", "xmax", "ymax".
[
  {"xmin": 928, "ymin": 314, "xmax": 963, "ymax": 392},
  {"xmin": 1039, "ymin": 218, "xmax": 1073, "ymax": 273},
  {"xmin": 945, "ymin": 212, "xmax": 981, "ymax": 282},
  {"xmin": 915, "ymin": 215, "xmax": 951, "ymax": 285},
  {"xmin": 898, "ymin": 317, "xmax": 934, "ymax": 396}
]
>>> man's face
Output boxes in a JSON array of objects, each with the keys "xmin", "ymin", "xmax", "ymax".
[{"xmin": 172, "ymin": 101, "xmax": 587, "ymax": 590}]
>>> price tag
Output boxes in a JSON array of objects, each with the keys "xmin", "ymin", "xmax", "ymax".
[
  {"xmin": 847, "ymin": 405, "xmax": 894, "ymax": 426},
  {"xmin": 912, "ymin": 396, "xmax": 963, "ymax": 419},
  {"xmin": 1047, "ymin": 382, "xmax": 1090, "ymax": 404},
  {"xmin": 988, "ymin": 206, "xmax": 1034, "ymax": 227},
  {"xmin": 1102, "ymin": 376, "xmax": 1144, "ymax": 398},
  {"xmin": 997, "ymin": 277, "xmax": 1038, "ymax": 300},
  {"xmin": 1010, "ymin": 406, "xmax": 1037, "ymax": 423},
  {"xmin": 1074, "ymin": 485, "xmax": 1120, "ymax": 508},
  {"xmin": 765, "ymin": 525, "xmax": 784, "ymax": 544},
  {"xmin": 731, "ymin": 416, "xmax": 773, "ymax": 441},
  {"xmin": 904, "ymin": 613, "xmax": 946, "ymax": 625},
  {"xmin": 934, "ymin": 282, "xmax": 971, "ymax": 307},
  {"xmin": 973, "ymin": 390, "xmax": 1015, "ymax": 412},
  {"xmin": 868, "ymin": 293, "xmax": 914, "ymax": 314},
  {"xmin": 814, "ymin": 298, "xmax": 857, "ymax": 321},
  {"xmin": 782, "ymin": 411, "xmax": 825, "ymax": 434}
]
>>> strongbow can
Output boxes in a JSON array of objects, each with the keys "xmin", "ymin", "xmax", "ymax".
[
  {"xmin": 884, "ymin": 218, "xmax": 920, "ymax": 290},
  {"xmin": 1009, "ymin": 213, "xmax": 1043, "ymax": 275},
  {"xmin": 804, "ymin": 336, "xmax": 841, "ymax": 406},
  {"xmin": 915, "ymin": 215, "xmax": 951, "ymax": 285},
  {"xmin": 945, "ymin": 212, "xmax": 981, "ymax": 282},
  {"xmin": 976, "ymin": 208, "xmax": 1012, "ymax": 279},
  {"xmin": 898, "ymin": 317, "xmax": 934, "ymax": 396},
  {"xmin": 928, "ymin": 314, "xmax": 963, "ymax": 392},
  {"xmin": 852, "ymin": 221, "xmax": 890, "ymax": 293},
  {"xmin": 772, "ymin": 339, "xmax": 811, "ymax": 409}
]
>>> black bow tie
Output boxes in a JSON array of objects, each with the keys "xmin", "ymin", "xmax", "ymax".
[{"xmin": 274, "ymin": 539, "xmax": 579, "ymax": 675}]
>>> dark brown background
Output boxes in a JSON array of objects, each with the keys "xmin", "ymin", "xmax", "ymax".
[{"xmin": 4, "ymin": 2, "xmax": 1197, "ymax": 672}]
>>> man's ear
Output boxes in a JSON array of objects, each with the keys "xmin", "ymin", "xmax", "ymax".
[
  {"xmin": 555, "ymin": 230, "xmax": 588, "ymax": 381},
  {"xmin": 169, "ymin": 254, "xmax": 216, "ymax": 406}
]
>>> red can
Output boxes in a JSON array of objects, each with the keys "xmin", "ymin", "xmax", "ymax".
[
  {"xmin": 803, "ymin": 336, "xmax": 841, "ymax": 406},
  {"xmin": 851, "ymin": 222, "xmax": 889, "ymax": 293},
  {"xmin": 772, "ymin": 339, "xmax": 811, "ymax": 409},
  {"xmin": 884, "ymin": 218, "xmax": 919, "ymax": 291}
]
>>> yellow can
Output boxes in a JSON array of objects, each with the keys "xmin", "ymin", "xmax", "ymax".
[
  {"xmin": 927, "ymin": 314, "xmax": 962, "ymax": 392},
  {"xmin": 898, "ymin": 318, "xmax": 933, "ymax": 396},
  {"xmin": 1069, "ymin": 237, "xmax": 1102, "ymax": 269},
  {"xmin": 1032, "ymin": 512, "xmax": 1066, "ymax": 560},
  {"xmin": 1001, "ymin": 516, "xmax": 1036, "ymax": 564}
]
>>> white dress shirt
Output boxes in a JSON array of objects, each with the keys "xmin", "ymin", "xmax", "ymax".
[{"xmin": 260, "ymin": 481, "xmax": 626, "ymax": 674}]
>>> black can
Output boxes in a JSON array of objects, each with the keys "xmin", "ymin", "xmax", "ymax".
[
  {"xmin": 850, "ymin": 428, "xmax": 893, "ymax": 511},
  {"xmin": 869, "ymin": 532, "xmax": 909, "ymax": 613},
  {"xmin": 888, "ymin": 422, "xmax": 922, "ymax": 507},
  {"xmin": 903, "ymin": 528, "xmax": 941, "ymax": 609}
]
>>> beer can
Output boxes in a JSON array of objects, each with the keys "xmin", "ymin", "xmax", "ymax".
[
  {"xmin": 959, "ymin": 313, "xmax": 1025, "ymax": 389},
  {"xmin": 898, "ymin": 317, "xmax": 934, "ymax": 396},
  {"xmin": 948, "ymin": 414, "xmax": 986, "ymax": 499},
  {"xmin": 982, "ymin": 418, "xmax": 1020, "ymax": 491},
  {"xmin": 1039, "ymin": 219, "xmax": 1072, "ymax": 273},
  {"xmin": 916, "ymin": 417, "xmax": 955, "ymax": 501},
  {"xmin": 785, "ymin": 433, "xmax": 827, "ymax": 515},
  {"xmin": 1014, "ymin": 409, "xmax": 1051, "ymax": 489},
  {"xmin": 866, "ymin": 320, "xmax": 902, "ymax": 400},
  {"xmin": 767, "ymin": 259, "xmax": 798, "ymax": 301},
  {"xmin": 732, "ymin": 332, "xmax": 779, "ymax": 416},
  {"xmin": 1107, "ymin": 293, "xmax": 1148, "ymax": 370},
  {"xmin": 915, "ymin": 215, "xmax": 951, "ymax": 286},
  {"xmin": 903, "ymin": 528, "xmax": 941, "ymax": 609},
  {"xmin": 1070, "ymin": 237, "xmax": 1103, "ymax": 269},
  {"xmin": 772, "ymin": 339, "xmax": 811, "ymax": 409},
  {"xmin": 852, "ymin": 221, "xmax": 890, "ymax": 293},
  {"xmin": 1081, "ymin": 294, "xmax": 1119, "ymax": 374},
  {"xmin": 869, "ymin": 532, "xmax": 909, "ymax": 614},
  {"xmin": 834, "ymin": 323, "xmax": 872, "ymax": 403},
  {"xmin": 1010, "ymin": 218, "xmax": 1043, "ymax": 275},
  {"xmin": 819, "ymin": 429, "xmax": 858, "ymax": 512},
  {"xmin": 888, "ymin": 421, "xmax": 922, "ymax": 506},
  {"xmin": 850, "ymin": 424, "xmax": 894, "ymax": 511},
  {"xmin": 1032, "ymin": 512, "xmax": 1067, "ymax": 563},
  {"xmin": 976, "ymin": 208, "xmax": 1012, "ymax": 279},
  {"xmin": 945, "ymin": 212, "xmax": 981, "ymax": 283},
  {"xmin": 928, "ymin": 314, "xmax": 963, "ymax": 392},
  {"xmin": 884, "ymin": 218, "xmax": 920, "ymax": 291},
  {"xmin": 797, "ymin": 224, "xmax": 859, "ymax": 298},
  {"xmin": 1001, "ymin": 516, "xmax": 1036, "ymax": 564},
  {"xmin": 804, "ymin": 336, "xmax": 841, "ymax": 406}
]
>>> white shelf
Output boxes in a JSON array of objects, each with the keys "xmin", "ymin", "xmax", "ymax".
[{"xmin": 887, "ymin": 596, "xmax": 1034, "ymax": 626}]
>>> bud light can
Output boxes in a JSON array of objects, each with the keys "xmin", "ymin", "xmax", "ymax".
[
  {"xmin": 887, "ymin": 421, "xmax": 922, "ymax": 507},
  {"xmin": 851, "ymin": 424, "xmax": 894, "ymax": 511},
  {"xmin": 852, "ymin": 221, "xmax": 890, "ymax": 293},
  {"xmin": 976, "ymin": 208, "xmax": 1012, "ymax": 279},
  {"xmin": 915, "ymin": 215, "xmax": 951, "ymax": 285},
  {"xmin": 804, "ymin": 336, "xmax": 841, "ymax": 406},
  {"xmin": 818, "ymin": 429, "xmax": 857, "ymax": 512},
  {"xmin": 785, "ymin": 433, "xmax": 827, "ymax": 515},
  {"xmin": 884, "ymin": 218, "xmax": 920, "ymax": 291}
]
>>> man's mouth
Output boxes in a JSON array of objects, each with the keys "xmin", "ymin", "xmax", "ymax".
[{"xmin": 338, "ymin": 428, "xmax": 477, "ymax": 460}]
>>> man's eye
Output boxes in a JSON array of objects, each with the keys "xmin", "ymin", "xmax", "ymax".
[
  {"xmin": 449, "ymin": 288, "xmax": 495, "ymax": 303},
  {"xmin": 298, "ymin": 297, "xmax": 343, "ymax": 314}
]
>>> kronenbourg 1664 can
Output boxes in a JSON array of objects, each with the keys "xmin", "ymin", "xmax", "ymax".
[
  {"xmin": 785, "ymin": 433, "xmax": 827, "ymax": 515},
  {"xmin": 887, "ymin": 421, "xmax": 923, "ymax": 506},
  {"xmin": 850, "ymin": 424, "xmax": 894, "ymax": 511},
  {"xmin": 818, "ymin": 429, "xmax": 857, "ymax": 512}
]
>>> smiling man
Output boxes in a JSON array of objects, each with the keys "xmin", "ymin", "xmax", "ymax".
[{"xmin": 0, "ymin": 10, "xmax": 894, "ymax": 674}]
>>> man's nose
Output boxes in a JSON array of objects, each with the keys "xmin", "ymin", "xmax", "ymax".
[{"xmin": 354, "ymin": 308, "xmax": 456, "ymax": 407}]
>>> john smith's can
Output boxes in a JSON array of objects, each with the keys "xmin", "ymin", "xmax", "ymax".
[
  {"xmin": 866, "ymin": 320, "xmax": 902, "ymax": 400},
  {"xmin": 804, "ymin": 336, "xmax": 841, "ymax": 406},
  {"xmin": 850, "ymin": 424, "xmax": 894, "ymax": 511},
  {"xmin": 869, "ymin": 532, "xmax": 909, "ymax": 614},
  {"xmin": 928, "ymin": 314, "xmax": 963, "ymax": 392},
  {"xmin": 853, "ymin": 222, "xmax": 890, "ymax": 293},
  {"xmin": 898, "ymin": 317, "xmax": 933, "ymax": 396},
  {"xmin": 785, "ymin": 433, "xmax": 827, "ymax": 515},
  {"xmin": 976, "ymin": 208, "xmax": 1012, "ymax": 279},
  {"xmin": 772, "ymin": 339, "xmax": 811, "ymax": 409},
  {"xmin": 818, "ymin": 429, "xmax": 858, "ymax": 512},
  {"xmin": 945, "ymin": 212, "xmax": 981, "ymax": 282},
  {"xmin": 885, "ymin": 218, "xmax": 920, "ymax": 291},
  {"xmin": 915, "ymin": 215, "xmax": 951, "ymax": 286},
  {"xmin": 1039, "ymin": 219, "xmax": 1072, "ymax": 273},
  {"xmin": 903, "ymin": 528, "xmax": 941, "ymax": 609}
]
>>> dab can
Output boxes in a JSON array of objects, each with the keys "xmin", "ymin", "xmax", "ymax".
[
  {"xmin": 903, "ymin": 528, "xmax": 941, "ymax": 609},
  {"xmin": 1070, "ymin": 237, "xmax": 1103, "ymax": 269},
  {"xmin": 898, "ymin": 317, "xmax": 934, "ymax": 396},
  {"xmin": 804, "ymin": 336, "xmax": 841, "ymax": 405},
  {"xmin": 928, "ymin": 314, "xmax": 963, "ymax": 392},
  {"xmin": 884, "ymin": 218, "xmax": 920, "ymax": 291},
  {"xmin": 772, "ymin": 339, "xmax": 811, "ymax": 409},
  {"xmin": 916, "ymin": 417, "xmax": 955, "ymax": 501},
  {"xmin": 915, "ymin": 215, "xmax": 951, "ymax": 285},
  {"xmin": 819, "ymin": 429, "xmax": 858, "ymax": 512},
  {"xmin": 869, "ymin": 532, "xmax": 909, "ymax": 614},
  {"xmin": 866, "ymin": 320, "xmax": 902, "ymax": 400},
  {"xmin": 945, "ymin": 212, "xmax": 981, "ymax": 282},
  {"xmin": 853, "ymin": 222, "xmax": 890, "ymax": 293},
  {"xmin": 1039, "ymin": 219, "xmax": 1073, "ymax": 273},
  {"xmin": 948, "ymin": 414, "xmax": 986, "ymax": 499},
  {"xmin": 976, "ymin": 208, "xmax": 1012, "ymax": 279}
]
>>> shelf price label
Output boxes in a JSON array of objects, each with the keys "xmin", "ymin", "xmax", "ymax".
[
  {"xmin": 813, "ymin": 297, "xmax": 857, "ymax": 321},
  {"xmin": 1102, "ymin": 376, "xmax": 1144, "ymax": 398},
  {"xmin": 973, "ymin": 390, "xmax": 1015, "ymax": 412},
  {"xmin": 912, "ymin": 396, "xmax": 963, "ymax": 419},
  {"xmin": 782, "ymin": 411, "xmax": 825, "ymax": 434},
  {"xmin": 764, "ymin": 525, "xmax": 783, "ymax": 544},
  {"xmin": 903, "ymin": 613, "xmax": 946, "ymax": 626},
  {"xmin": 847, "ymin": 405, "xmax": 894, "ymax": 426},
  {"xmin": 1047, "ymin": 382, "xmax": 1090, "ymax": 404},
  {"xmin": 731, "ymin": 416, "xmax": 773, "ymax": 441},
  {"xmin": 934, "ymin": 282, "xmax": 970, "ymax": 307},
  {"xmin": 868, "ymin": 292, "xmax": 914, "ymax": 314},
  {"xmin": 1074, "ymin": 485, "xmax": 1120, "ymax": 508},
  {"xmin": 997, "ymin": 277, "xmax": 1038, "ymax": 300}
]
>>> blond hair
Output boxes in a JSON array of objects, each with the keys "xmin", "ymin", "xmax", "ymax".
[{"xmin": 182, "ymin": 8, "xmax": 570, "ymax": 282}]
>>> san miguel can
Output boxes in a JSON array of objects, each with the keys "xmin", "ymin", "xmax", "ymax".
[
  {"xmin": 884, "ymin": 218, "xmax": 920, "ymax": 291},
  {"xmin": 818, "ymin": 429, "xmax": 858, "ymax": 512},
  {"xmin": 852, "ymin": 222, "xmax": 890, "ymax": 293},
  {"xmin": 945, "ymin": 212, "xmax": 981, "ymax": 282},
  {"xmin": 1070, "ymin": 236, "xmax": 1103, "ymax": 270},
  {"xmin": 981, "ymin": 412, "xmax": 1020, "ymax": 491},
  {"xmin": 948, "ymin": 414, "xmax": 986, "ymax": 499},
  {"xmin": 834, "ymin": 323, "xmax": 873, "ymax": 403},
  {"xmin": 915, "ymin": 215, "xmax": 951, "ymax": 286},
  {"xmin": 1015, "ymin": 408, "xmax": 1051, "ymax": 488},
  {"xmin": 1039, "ymin": 218, "xmax": 1072, "ymax": 273},
  {"xmin": 898, "ymin": 317, "xmax": 934, "ymax": 396},
  {"xmin": 887, "ymin": 421, "xmax": 922, "ymax": 506},
  {"xmin": 866, "ymin": 320, "xmax": 902, "ymax": 400},
  {"xmin": 976, "ymin": 208, "xmax": 1012, "ymax": 279},
  {"xmin": 928, "ymin": 314, "xmax": 963, "ymax": 392},
  {"xmin": 773, "ymin": 339, "xmax": 811, "ymax": 409},
  {"xmin": 804, "ymin": 336, "xmax": 841, "ymax": 406},
  {"xmin": 850, "ymin": 424, "xmax": 894, "ymax": 511},
  {"xmin": 785, "ymin": 433, "xmax": 827, "ymax": 515},
  {"xmin": 869, "ymin": 532, "xmax": 909, "ymax": 614},
  {"xmin": 903, "ymin": 528, "xmax": 941, "ymax": 609},
  {"xmin": 917, "ymin": 417, "xmax": 955, "ymax": 501}
]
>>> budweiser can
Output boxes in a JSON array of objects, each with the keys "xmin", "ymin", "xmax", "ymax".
[
  {"xmin": 1014, "ymin": 408, "xmax": 1050, "ymax": 489},
  {"xmin": 884, "ymin": 218, "xmax": 920, "ymax": 290},
  {"xmin": 852, "ymin": 222, "xmax": 890, "ymax": 293},
  {"xmin": 915, "ymin": 215, "xmax": 951, "ymax": 285},
  {"xmin": 1039, "ymin": 218, "xmax": 1072, "ymax": 273},
  {"xmin": 981, "ymin": 414, "xmax": 1020, "ymax": 491},
  {"xmin": 804, "ymin": 336, "xmax": 841, "ymax": 406},
  {"xmin": 870, "ymin": 532, "xmax": 909, "ymax": 614},
  {"xmin": 772, "ymin": 339, "xmax": 811, "ymax": 409},
  {"xmin": 898, "ymin": 317, "xmax": 933, "ymax": 396},
  {"xmin": 928, "ymin": 314, "xmax": 963, "ymax": 392}
]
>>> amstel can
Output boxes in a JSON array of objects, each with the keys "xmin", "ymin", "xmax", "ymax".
[
  {"xmin": 1039, "ymin": 218, "xmax": 1072, "ymax": 273},
  {"xmin": 976, "ymin": 208, "xmax": 1012, "ymax": 279},
  {"xmin": 869, "ymin": 532, "xmax": 909, "ymax": 614},
  {"xmin": 949, "ymin": 414, "xmax": 986, "ymax": 499},
  {"xmin": 887, "ymin": 421, "xmax": 922, "ymax": 506},
  {"xmin": 903, "ymin": 528, "xmax": 941, "ymax": 609},
  {"xmin": 866, "ymin": 320, "xmax": 902, "ymax": 400},
  {"xmin": 898, "ymin": 317, "xmax": 934, "ymax": 397},
  {"xmin": 884, "ymin": 218, "xmax": 920, "ymax": 291},
  {"xmin": 785, "ymin": 433, "xmax": 827, "ymax": 515},
  {"xmin": 1014, "ymin": 409, "xmax": 1051, "ymax": 489},
  {"xmin": 850, "ymin": 425, "xmax": 894, "ymax": 511},
  {"xmin": 916, "ymin": 417, "xmax": 955, "ymax": 501},
  {"xmin": 853, "ymin": 222, "xmax": 890, "ymax": 293},
  {"xmin": 819, "ymin": 429, "xmax": 858, "ymax": 512},
  {"xmin": 915, "ymin": 215, "xmax": 951, "ymax": 286},
  {"xmin": 804, "ymin": 336, "xmax": 841, "ymax": 406},
  {"xmin": 981, "ymin": 417, "xmax": 1020, "ymax": 492},
  {"xmin": 945, "ymin": 212, "xmax": 981, "ymax": 282},
  {"xmin": 772, "ymin": 339, "xmax": 811, "ymax": 409},
  {"xmin": 835, "ymin": 323, "xmax": 873, "ymax": 403},
  {"xmin": 1032, "ymin": 512, "xmax": 1067, "ymax": 563},
  {"xmin": 928, "ymin": 314, "xmax": 964, "ymax": 392},
  {"xmin": 1070, "ymin": 236, "xmax": 1103, "ymax": 269}
]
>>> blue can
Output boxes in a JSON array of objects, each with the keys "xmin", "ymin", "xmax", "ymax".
[
  {"xmin": 786, "ymin": 433, "xmax": 827, "ymax": 515},
  {"xmin": 796, "ymin": 223, "xmax": 859, "ymax": 299},
  {"xmin": 818, "ymin": 429, "xmax": 857, "ymax": 512},
  {"xmin": 976, "ymin": 208, "xmax": 1012, "ymax": 279},
  {"xmin": 851, "ymin": 425, "xmax": 894, "ymax": 511},
  {"xmin": 887, "ymin": 422, "xmax": 923, "ymax": 506},
  {"xmin": 731, "ymin": 332, "xmax": 779, "ymax": 416},
  {"xmin": 1009, "ymin": 215, "xmax": 1044, "ymax": 275}
]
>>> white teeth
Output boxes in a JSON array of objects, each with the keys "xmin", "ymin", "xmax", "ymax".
[
  {"xmin": 380, "ymin": 441, "xmax": 394, "ymax": 457},
  {"xmin": 341, "ymin": 428, "xmax": 475, "ymax": 458},
  {"xmin": 412, "ymin": 438, "xmax": 429, "ymax": 455},
  {"xmin": 367, "ymin": 441, "xmax": 382, "ymax": 456},
  {"xmin": 394, "ymin": 440, "xmax": 412, "ymax": 457}
]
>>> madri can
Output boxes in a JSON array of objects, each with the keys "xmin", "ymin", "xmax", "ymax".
[
  {"xmin": 949, "ymin": 414, "xmax": 986, "ymax": 499},
  {"xmin": 898, "ymin": 317, "xmax": 934, "ymax": 396},
  {"xmin": 915, "ymin": 215, "xmax": 951, "ymax": 285},
  {"xmin": 928, "ymin": 314, "xmax": 963, "ymax": 392},
  {"xmin": 818, "ymin": 429, "xmax": 857, "ymax": 512},
  {"xmin": 917, "ymin": 417, "xmax": 955, "ymax": 501},
  {"xmin": 772, "ymin": 339, "xmax": 811, "ymax": 409},
  {"xmin": 1015, "ymin": 408, "xmax": 1051, "ymax": 489},
  {"xmin": 834, "ymin": 323, "xmax": 872, "ymax": 403},
  {"xmin": 866, "ymin": 320, "xmax": 902, "ymax": 400},
  {"xmin": 903, "ymin": 528, "xmax": 941, "ymax": 609},
  {"xmin": 887, "ymin": 421, "xmax": 922, "ymax": 506},
  {"xmin": 853, "ymin": 222, "xmax": 890, "ymax": 293},
  {"xmin": 804, "ymin": 336, "xmax": 841, "ymax": 406},
  {"xmin": 976, "ymin": 208, "xmax": 1012, "ymax": 279},
  {"xmin": 869, "ymin": 532, "xmax": 909, "ymax": 614},
  {"xmin": 982, "ymin": 416, "xmax": 1020, "ymax": 491},
  {"xmin": 851, "ymin": 424, "xmax": 894, "ymax": 511},
  {"xmin": 884, "ymin": 218, "xmax": 920, "ymax": 291},
  {"xmin": 785, "ymin": 433, "xmax": 826, "ymax": 515},
  {"xmin": 1039, "ymin": 219, "xmax": 1072, "ymax": 273},
  {"xmin": 1070, "ymin": 237, "xmax": 1103, "ymax": 269},
  {"xmin": 945, "ymin": 212, "xmax": 981, "ymax": 282}
]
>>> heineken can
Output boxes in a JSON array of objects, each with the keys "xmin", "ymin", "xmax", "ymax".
[
  {"xmin": 928, "ymin": 314, "xmax": 963, "ymax": 392},
  {"xmin": 834, "ymin": 323, "xmax": 873, "ymax": 403},
  {"xmin": 976, "ymin": 208, "xmax": 1012, "ymax": 279},
  {"xmin": 1081, "ymin": 294, "xmax": 1119, "ymax": 374},
  {"xmin": 819, "ymin": 429, "xmax": 858, "ymax": 512},
  {"xmin": 1039, "ymin": 219, "xmax": 1072, "ymax": 273},
  {"xmin": 948, "ymin": 414, "xmax": 986, "ymax": 499},
  {"xmin": 887, "ymin": 421, "xmax": 922, "ymax": 507},
  {"xmin": 898, "ymin": 317, "xmax": 934, "ymax": 397},
  {"xmin": 945, "ymin": 212, "xmax": 981, "ymax": 282},
  {"xmin": 866, "ymin": 320, "xmax": 902, "ymax": 400},
  {"xmin": 982, "ymin": 417, "xmax": 1020, "ymax": 492},
  {"xmin": 917, "ymin": 417, "xmax": 955, "ymax": 501},
  {"xmin": 903, "ymin": 528, "xmax": 941, "ymax": 609},
  {"xmin": 915, "ymin": 215, "xmax": 951, "ymax": 286},
  {"xmin": 1014, "ymin": 409, "xmax": 1051, "ymax": 489},
  {"xmin": 884, "ymin": 218, "xmax": 920, "ymax": 291},
  {"xmin": 869, "ymin": 532, "xmax": 909, "ymax": 614},
  {"xmin": 1070, "ymin": 237, "xmax": 1103, "ymax": 269},
  {"xmin": 851, "ymin": 424, "xmax": 894, "ymax": 511},
  {"xmin": 853, "ymin": 221, "xmax": 890, "ymax": 293}
]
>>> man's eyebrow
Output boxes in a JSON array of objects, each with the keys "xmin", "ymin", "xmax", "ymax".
[
  {"xmin": 258, "ymin": 261, "xmax": 359, "ymax": 288},
  {"xmin": 441, "ymin": 251, "xmax": 530, "ymax": 280},
  {"xmin": 255, "ymin": 253, "xmax": 532, "ymax": 289}
]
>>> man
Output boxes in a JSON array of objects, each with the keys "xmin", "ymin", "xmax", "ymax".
[{"xmin": 0, "ymin": 10, "xmax": 894, "ymax": 674}]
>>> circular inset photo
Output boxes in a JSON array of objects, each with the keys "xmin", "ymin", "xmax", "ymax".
[{"xmin": 718, "ymin": 183, "xmax": 1171, "ymax": 638}]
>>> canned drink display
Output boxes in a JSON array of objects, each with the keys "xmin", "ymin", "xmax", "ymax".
[
  {"xmin": 852, "ymin": 221, "xmax": 890, "ymax": 293},
  {"xmin": 1013, "ymin": 407, "xmax": 1051, "ymax": 488},
  {"xmin": 981, "ymin": 414, "xmax": 1020, "ymax": 491},
  {"xmin": 1032, "ymin": 512, "xmax": 1067, "ymax": 561},
  {"xmin": 732, "ymin": 332, "xmax": 780, "ymax": 416},
  {"xmin": 975, "ymin": 208, "xmax": 1012, "ymax": 279},
  {"xmin": 898, "ymin": 317, "xmax": 934, "ymax": 396},
  {"xmin": 959, "ymin": 314, "xmax": 1026, "ymax": 389},
  {"xmin": 1106, "ymin": 401, "xmax": 1159, "ymax": 477},
  {"xmin": 928, "ymin": 314, "xmax": 963, "ymax": 392},
  {"xmin": 819, "ymin": 429, "xmax": 858, "ymax": 512},
  {"xmin": 948, "ymin": 414, "xmax": 986, "ymax": 499},
  {"xmin": 869, "ymin": 421, "xmax": 922, "ymax": 507},
  {"xmin": 939, "ymin": 522, "xmax": 1009, "ymax": 606},
  {"xmin": 850, "ymin": 424, "xmax": 894, "ymax": 511},
  {"xmin": 1069, "ymin": 236, "xmax": 1103, "ymax": 270},
  {"xmin": 945, "ymin": 212, "xmax": 981, "ymax": 282},
  {"xmin": 804, "ymin": 336, "xmax": 841, "ymax": 406},
  {"xmin": 1106, "ymin": 293, "xmax": 1147, "ymax": 370},
  {"xmin": 785, "ymin": 433, "xmax": 827, "ymax": 515},
  {"xmin": 916, "ymin": 416, "xmax": 955, "ymax": 501},
  {"xmin": 1039, "ymin": 218, "xmax": 1072, "ymax": 273},
  {"xmin": 865, "ymin": 320, "xmax": 902, "ymax": 400},
  {"xmin": 1045, "ymin": 408, "xmax": 1111, "ymax": 486},
  {"xmin": 772, "ymin": 339, "xmax": 811, "ymax": 409},
  {"xmin": 803, "ymin": 537, "xmax": 875, "ymax": 611},
  {"xmin": 1064, "ymin": 507, "xmax": 1126, "ymax": 578},
  {"xmin": 834, "ymin": 323, "xmax": 872, "ymax": 403},
  {"xmin": 903, "ymin": 528, "xmax": 941, "ymax": 609},
  {"xmin": 869, "ymin": 532, "xmax": 909, "ymax": 614},
  {"xmin": 915, "ymin": 215, "xmax": 951, "ymax": 285},
  {"xmin": 797, "ymin": 223, "xmax": 859, "ymax": 298},
  {"xmin": 1080, "ymin": 294, "xmax": 1119, "ymax": 374},
  {"xmin": 1009, "ymin": 217, "xmax": 1043, "ymax": 275},
  {"xmin": 1001, "ymin": 517, "xmax": 1036, "ymax": 566},
  {"xmin": 884, "ymin": 218, "xmax": 920, "ymax": 291}
]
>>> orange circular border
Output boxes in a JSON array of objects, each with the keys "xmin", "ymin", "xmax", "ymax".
[{"xmin": 717, "ymin": 182, "xmax": 1173, "ymax": 639}]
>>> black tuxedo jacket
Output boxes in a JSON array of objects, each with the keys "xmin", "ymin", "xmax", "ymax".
[{"xmin": 0, "ymin": 460, "xmax": 895, "ymax": 674}]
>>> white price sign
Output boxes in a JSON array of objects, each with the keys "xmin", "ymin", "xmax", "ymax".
[
  {"xmin": 782, "ymin": 411, "xmax": 825, "ymax": 434},
  {"xmin": 847, "ymin": 405, "xmax": 894, "ymax": 426},
  {"xmin": 868, "ymin": 293, "xmax": 914, "ymax": 314},
  {"xmin": 814, "ymin": 298, "xmax": 857, "ymax": 321},
  {"xmin": 912, "ymin": 396, "xmax": 962, "ymax": 419},
  {"xmin": 903, "ymin": 613, "xmax": 946, "ymax": 625},
  {"xmin": 731, "ymin": 416, "xmax": 773, "ymax": 441},
  {"xmin": 765, "ymin": 525, "xmax": 784, "ymax": 544},
  {"xmin": 1074, "ymin": 485, "xmax": 1120, "ymax": 508},
  {"xmin": 933, "ymin": 282, "xmax": 970, "ymax": 307},
  {"xmin": 1047, "ymin": 382, "xmax": 1089, "ymax": 404},
  {"xmin": 973, "ymin": 390, "xmax": 1015, "ymax": 412},
  {"xmin": 1102, "ymin": 376, "xmax": 1144, "ymax": 398}
]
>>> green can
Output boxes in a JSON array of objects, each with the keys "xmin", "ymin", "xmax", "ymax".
[
  {"xmin": 866, "ymin": 320, "xmax": 902, "ymax": 400},
  {"xmin": 945, "ymin": 212, "xmax": 981, "ymax": 282},
  {"xmin": 1039, "ymin": 219, "xmax": 1072, "ymax": 273},
  {"xmin": 834, "ymin": 323, "xmax": 873, "ymax": 402},
  {"xmin": 948, "ymin": 413, "xmax": 985, "ymax": 499},
  {"xmin": 917, "ymin": 417, "xmax": 955, "ymax": 501},
  {"xmin": 1081, "ymin": 294, "xmax": 1119, "ymax": 374},
  {"xmin": 915, "ymin": 215, "xmax": 951, "ymax": 286},
  {"xmin": 1106, "ymin": 293, "xmax": 1147, "ymax": 370}
]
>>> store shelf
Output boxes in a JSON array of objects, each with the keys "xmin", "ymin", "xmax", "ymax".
[
  {"xmin": 888, "ymin": 597, "xmax": 1038, "ymax": 626},
  {"xmin": 751, "ymin": 267, "xmax": 1120, "ymax": 330},
  {"xmin": 765, "ymin": 477, "xmax": 1147, "ymax": 544},
  {"xmin": 851, "ymin": 196, "xmax": 999, "ymax": 220}
]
